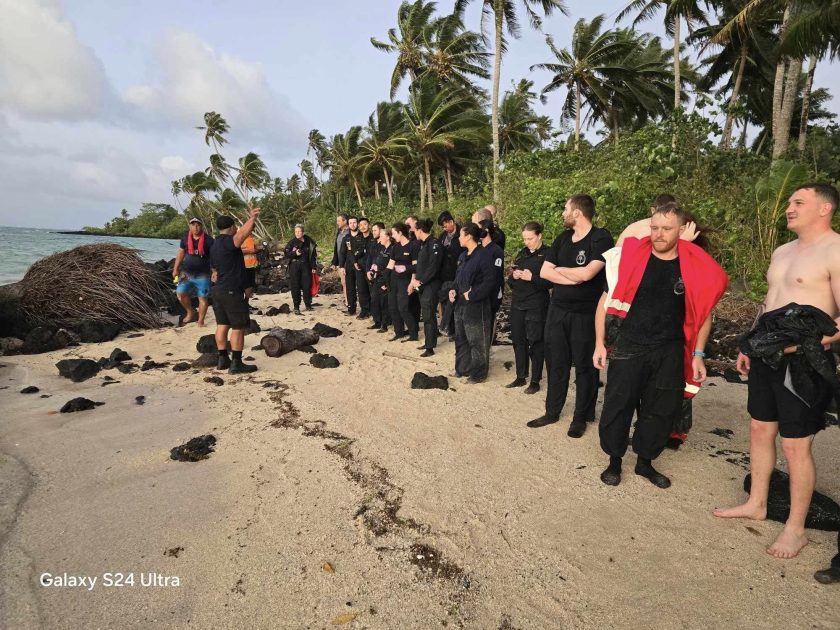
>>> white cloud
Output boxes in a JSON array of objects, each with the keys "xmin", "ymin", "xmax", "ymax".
[
  {"xmin": 0, "ymin": 0, "xmax": 114, "ymax": 120},
  {"xmin": 124, "ymin": 30, "xmax": 307, "ymax": 157},
  {"xmin": 159, "ymin": 155, "xmax": 195, "ymax": 173}
]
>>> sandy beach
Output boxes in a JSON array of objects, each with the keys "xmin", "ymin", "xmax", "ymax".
[{"xmin": 1, "ymin": 291, "xmax": 838, "ymax": 629}]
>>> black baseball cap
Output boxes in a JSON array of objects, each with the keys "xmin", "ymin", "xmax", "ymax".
[{"xmin": 216, "ymin": 215, "xmax": 235, "ymax": 230}]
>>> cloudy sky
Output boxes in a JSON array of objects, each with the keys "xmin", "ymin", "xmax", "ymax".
[{"xmin": 1, "ymin": 0, "xmax": 838, "ymax": 229}]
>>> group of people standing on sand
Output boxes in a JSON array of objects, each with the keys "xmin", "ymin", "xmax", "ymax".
[{"xmin": 173, "ymin": 183, "xmax": 840, "ymax": 584}]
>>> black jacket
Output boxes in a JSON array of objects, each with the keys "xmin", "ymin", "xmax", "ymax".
[
  {"xmin": 739, "ymin": 303, "xmax": 840, "ymax": 407},
  {"xmin": 454, "ymin": 245, "xmax": 496, "ymax": 304},
  {"xmin": 484, "ymin": 240, "xmax": 505, "ymax": 312},
  {"xmin": 342, "ymin": 231, "xmax": 370, "ymax": 270},
  {"xmin": 415, "ymin": 236, "xmax": 444, "ymax": 285},
  {"xmin": 507, "ymin": 244, "xmax": 551, "ymax": 311},
  {"xmin": 439, "ymin": 226, "xmax": 465, "ymax": 283},
  {"xmin": 365, "ymin": 239, "xmax": 382, "ymax": 272},
  {"xmin": 331, "ymin": 228, "xmax": 349, "ymax": 267},
  {"xmin": 492, "ymin": 226, "xmax": 506, "ymax": 252},
  {"xmin": 284, "ymin": 235, "xmax": 317, "ymax": 269}
]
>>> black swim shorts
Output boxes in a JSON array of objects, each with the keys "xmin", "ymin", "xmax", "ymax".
[
  {"xmin": 211, "ymin": 287, "xmax": 251, "ymax": 330},
  {"xmin": 747, "ymin": 355, "xmax": 832, "ymax": 438}
]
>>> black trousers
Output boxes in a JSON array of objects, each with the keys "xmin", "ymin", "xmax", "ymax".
[
  {"xmin": 599, "ymin": 342, "xmax": 684, "ymax": 461},
  {"xmin": 355, "ymin": 268, "xmax": 371, "ymax": 313},
  {"xmin": 288, "ymin": 261, "xmax": 312, "ymax": 309},
  {"xmin": 544, "ymin": 306, "xmax": 598, "ymax": 421},
  {"xmin": 510, "ymin": 305, "xmax": 547, "ymax": 384},
  {"xmin": 454, "ymin": 300, "xmax": 492, "ymax": 380},
  {"xmin": 370, "ymin": 278, "xmax": 389, "ymax": 327},
  {"xmin": 420, "ymin": 281, "xmax": 441, "ymax": 350},
  {"xmin": 344, "ymin": 263, "xmax": 357, "ymax": 311},
  {"xmin": 388, "ymin": 275, "xmax": 404, "ymax": 336},
  {"xmin": 395, "ymin": 276, "xmax": 419, "ymax": 338}
]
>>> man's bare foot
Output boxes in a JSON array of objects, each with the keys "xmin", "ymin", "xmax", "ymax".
[
  {"xmin": 197, "ymin": 321, "xmax": 206, "ymax": 327},
  {"xmin": 767, "ymin": 529, "xmax": 808, "ymax": 559},
  {"xmin": 713, "ymin": 502, "xmax": 767, "ymax": 520}
]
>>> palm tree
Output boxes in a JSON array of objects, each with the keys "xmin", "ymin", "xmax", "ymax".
[
  {"xmin": 307, "ymin": 129, "xmax": 328, "ymax": 175},
  {"xmin": 328, "ymin": 127, "xmax": 365, "ymax": 207},
  {"xmin": 690, "ymin": 0, "xmax": 777, "ymax": 148},
  {"xmin": 401, "ymin": 77, "xmax": 488, "ymax": 209},
  {"xmin": 530, "ymin": 16, "xmax": 637, "ymax": 151},
  {"xmin": 420, "ymin": 12, "xmax": 491, "ymax": 95},
  {"xmin": 455, "ymin": 0, "xmax": 568, "ymax": 204},
  {"xmin": 617, "ymin": 0, "xmax": 707, "ymax": 116},
  {"xmin": 357, "ymin": 101, "xmax": 407, "ymax": 206},
  {"xmin": 180, "ymin": 171, "xmax": 220, "ymax": 226},
  {"xmin": 286, "ymin": 174, "xmax": 301, "ymax": 194},
  {"xmin": 372, "ymin": 0, "xmax": 438, "ymax": 99},
  {"xmin": 497, "ymin": 79, "xmax": 542, "ymax": 154}
]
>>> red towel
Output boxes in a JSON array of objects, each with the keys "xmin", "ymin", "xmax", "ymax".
[
  {"xmin": 606, "ymin": 237, "xmax": 728, "ymax": 398},
  {"xmin": 187, "ymin": 232, "xmax": 206, "ymax": 257}
]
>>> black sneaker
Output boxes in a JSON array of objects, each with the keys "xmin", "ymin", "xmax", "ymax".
[
  {"xmin": 600, "ymin": 468, "xmax": 621, "ymax": 486},
  {"xmin": 305, "ymin": 305, "xmax": 313, "ymax": 311},
  {"xmin": 388, "ymin": 335, "xmax": 405, "ymax": 342},
  {"xmin": 357, "ymin": 311, "xmax": 370, "ymax": 320},
  {"xmin": 367, "ymin": 323, "xmax": 380, "ymax": 330},
  {"xmin": 293, "ymin": 308, "xmax": 301, "ymax": 315},
  {"xmin": 420, "ymin": 349, "xmax": 434, "ymax": 357},
  {"xmin": 526, "ymin": 415, "xmax": 559, "ymax": 428},
  {"xmin": 377, "ymin": 328, "xmax": 389, "ymax": 333},
  {"xmin": 634, "ymin": 461, "xmax": 671, "ymax": 489},
  {"xmin": 524, "ymin": 383, "xmax": 540, "ymax": 395},
  {"xmin": 505, "ymin": 378, "xmax": 527, "ymax": 388},
  {"xmin": 401, "ymin": 336, "xmax": 419, "ymax": 343},
  {"xmin": 814, "ymin": 567, "xmax": 840, "ymax": 584},
  {"xmin": 229, "ymin": 359, "xmax": 257, "ymax": 374},
  {"xmin": 567, "ymin": 420, "xmax": 587, "ymax": 438}
]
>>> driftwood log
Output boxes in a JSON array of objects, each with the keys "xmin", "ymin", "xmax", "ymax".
[{"xmin": 261, "ymin": 327, "xmax": 320, "ymax": 357}]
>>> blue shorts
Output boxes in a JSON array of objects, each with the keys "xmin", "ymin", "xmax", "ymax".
[{"xmin": 177, "ymin": 275, "xmax": 211, "ymax": 298}]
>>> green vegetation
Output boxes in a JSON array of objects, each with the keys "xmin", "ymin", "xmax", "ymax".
[
  {"xmin": 96, "ymin": 0, "xmax": 840, "ymax": 293},
  {"xmin": 84, "ymin": 204, "xmax": 183, "ymax": 239}
]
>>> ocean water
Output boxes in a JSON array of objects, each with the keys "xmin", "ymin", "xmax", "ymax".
[{"xmin": 0, "ymin": 226, "xmax": 181, "ymax": 285}]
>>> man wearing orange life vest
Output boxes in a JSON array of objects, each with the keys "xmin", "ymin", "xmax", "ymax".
[
  {"xmin": 241, "ymin": 234, "xmax": 261, "ymax": 299},
  {"xmin": 172, "ymin": 217, "xmax": 214, "ymax": 326}
]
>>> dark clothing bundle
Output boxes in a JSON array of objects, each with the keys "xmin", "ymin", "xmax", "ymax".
[
  {"xmin": 508, "ymin": 245, "xmax": 552, "ymax": 384},
  {"xmin": 739, "ymin": 303, "xmax": 840, "ymax": 407},
  {"xmin": 180, "ymin": 232, "xmax": 215, "ymax": 275}
]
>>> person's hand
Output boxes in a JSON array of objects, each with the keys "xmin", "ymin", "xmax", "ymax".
[
  {"xmin": 520, "ymin": 269, "xmax": 533, "ymax": 281},
  {"xmin": 593, "ymin": 343, "xmax": 607, "ymax": 370},
  {"xmin": 339, "ymin": 268, "xmax": 346, "ymax": 277},
  {"xmin": 736, "ymin": 351, "xmax": 750, "ymax": 376},
  {"xmin": 682, "ymin": 221, "xmax": 700, "ymax": 242},
  {"xmin": 511, "ymin": 269, "xmax": 521, "ymax": 280},
  {"xmin": 448, "ymin": 289, "xmax": 456, "ymax": 303},
  {"xmin": 366, "ymin": 271, "xmax": 373, "ymax": 281},
  {"xmin": 464, "ymin": 289, "xmax": 471, "ymax": 301},
  {"xmin": 783, "ymin": 345, "xmax": 798, "ymax": 355},
  {"xmin": 211, "ymin": 271, "xmax": 218, "ymax": 283},
  {"xmin": 354, "ymin": 263, "xmax": 361, "ymax": 271},
  {"xmin": 692, "ymin": 355, "xmax": 707, "ymax": 383},
  {"xmin": 250, "ymin": 206, "xmax": 261, "ymax": 220}
]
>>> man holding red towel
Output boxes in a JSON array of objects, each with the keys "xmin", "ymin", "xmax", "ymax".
[{"xmin": 593, "ymin": 203, "xmax": 728, "ymax": 488}]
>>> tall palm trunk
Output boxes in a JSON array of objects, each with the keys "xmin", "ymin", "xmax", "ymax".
[
  {"xmin": 373, "ymin": 179, "xmax": 381, "ymax": 200},
  {"xmin": 774, "ymin": 55, "xmax": 802, "ymax": 160},
  {"xmin": 444, "ymin": 157, "xmax": 454, "ymax": 204},
  {"xmin": 613, "ymin": 114, "xmax": 619, "ymax": 148},
  {"xmin": 383, "ymin": 167, "xmax": 394, "ymax": 206},
  {"xmin": 424, "ymin": 154, "xmax": 434, "ymax": 210},
  {"xmin": 772, "ymin": 8, "xmax": 791, "ymax": 148},
  {"xmin": 721, "ymin": 44, "xmax": 748, "ymax": 149},
  {"xmin": 574, "ymin": 80, "xmax": 581, "ymax": 152},
  {"xmin": 353, "ymin": 178, "xmax": 363, "ymax": 207},
  {"xmin": 419, "ymin": 171, "xmax": 426, "ymax": 212},
  {"xmin": 490, "ymin": 9, "xmax": 503, "ymax": 204},
  {"xmin": 798, "ymin": 55, "xmax": 817, "ymax": 154},
  {"xmin": 672, "ymin": 15, "xmax": 681, "ymax": 149}
]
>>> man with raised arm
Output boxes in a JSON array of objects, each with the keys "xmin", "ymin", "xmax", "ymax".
[{"xmin": 715, "ymin": 183, "xmax": 840, "ymax": 560}]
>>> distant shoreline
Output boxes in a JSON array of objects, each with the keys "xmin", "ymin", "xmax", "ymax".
[{"xmin": 53, "ymin": 231, "xmax": 176, "ymax": 241}]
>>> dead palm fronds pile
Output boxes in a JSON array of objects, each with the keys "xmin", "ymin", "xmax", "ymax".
[{"xmin": 19, "ymin": 244, "xmax": 167, "ymax": 329}]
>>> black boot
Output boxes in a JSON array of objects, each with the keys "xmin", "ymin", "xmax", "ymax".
[
  {"xmin": 635, "ymin": 458, "xmax": 671, "ymax": 489},
  {"xmin": 229, "ymin": 352, "xmax": 257, "ymax": 374},
  {"xmin": 217, "ymin": 351, "xmax": 231, "ymax": 370},
  {"xmin": 600, "ymin": 457, "xmax": 622, "ymax": 486}
]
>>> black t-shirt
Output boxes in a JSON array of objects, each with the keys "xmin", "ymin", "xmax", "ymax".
[
  {"xmin": 616, "ymin": 254, "xmax": 685, "ymax": 350},
  {"xmin": 545, "ymin": 227, "xmax": 613, "ymax": 312},
  {"xmin": 180, "ymin": 232, "xmax": 215, "ymax": 275},
  {"xmin": 391, "ymin": 240, "xmax": 420, "ymax": 278},
  {"xmin": 210, "ymin": 234, "xmax": 247, "ymax": 292}
]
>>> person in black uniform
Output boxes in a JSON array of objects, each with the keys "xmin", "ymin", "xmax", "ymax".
[
  {"xmin": 387, "ymin": 223, "xmax": 420, "ymax": 342},
  {"xmin": 507, "ymin": 221, "xmax": 551, "ymax": 394},
  {"xmin": 411, "ymin": 218, "xmax": 444, "ymax": 356},
  {"xmin": 330, "ymin": 213, "xmax": 349, "ymax": 307},
  {"xmin": 478, "ymin": 219, "xmax": 505, "ymax": 322},
  {"xmin": 353, "ymin": 218, "xmax": 373, "ymax": 319},
  {"xmin": 283, "ymin": 223, "xmax": 317, "ymax": 314},
  {"xmin": 209, "ymin": 208, "xmax": 260, "ymax": 374},
  {"xmin": 528, "ymin": 194, "xmax": 614, "ymax": 438},
  {"xmin": 437, "ymin": 211, "xmax": 464, "ymax": 338},
  {"xmin": 341, "ymin": 217, "xmax": 362, "ymax": 316},
  {"xmin": 473, "ymin": 206, "xmax": 506, "ymax": 251},
  {"xmin": 449, "ymin": 223, "xmax": 496, "ymax": 383},
  {"xmin": 365, "ymin": 222, "xmax": 384, "ymax": 329},
  {"xmin": 370, "ymin": 227, "xmax": 394, "ymax": 333}
]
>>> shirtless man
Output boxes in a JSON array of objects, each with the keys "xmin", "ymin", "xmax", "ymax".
[
  {"xmin": 616, "ymin": 194, "xmax": 697, "ymax": 246},
  {"xmin": 714, "ymin": 182, "xmax": 840, "ymax": 560}
]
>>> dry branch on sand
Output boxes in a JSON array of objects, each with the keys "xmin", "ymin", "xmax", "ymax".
[{"xmin": 19, "ymin": 244, "xmax": 167, "ymax": 329}]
